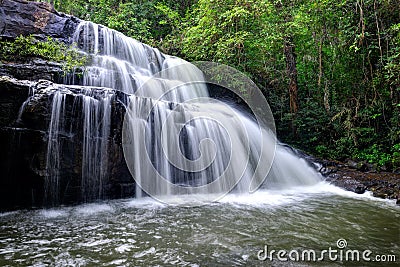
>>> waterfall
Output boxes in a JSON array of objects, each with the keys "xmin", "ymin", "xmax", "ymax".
[
  {"xmin": 45, "ymin": 90, "xmax": 65, "ymax": 205},
  {"xmin": 81, "ymin": 89, "xmax": 113, "ymax": 201},
  {"xmin": 17, "ymin": 84, "xmax": 35, "ymax": 123},
  {"xmin": 44, "ymin": 86, "xmax": 115, "ymax": 204},
  {"xmin": 44, "ymin": 20, "xmax": 321, "ymax": 204}
]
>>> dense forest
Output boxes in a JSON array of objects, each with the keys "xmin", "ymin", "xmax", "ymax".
[{"xmin": 32, "ymin": 0, "xmax": 399, "ymax": 170}]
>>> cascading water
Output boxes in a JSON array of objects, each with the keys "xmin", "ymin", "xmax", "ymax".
[
  {"xmin": 80, "ymin": 89, "xmax": 113, "ymax": 201},
  {"xmin": 45, "ymin": 20, "xmax": 321, "ymax": 204},
  {"xmin": 46, "ymin": 88, "xmax": 69, "ymax": 205},
  {"xmin": 17, "ymin": 84, "xmax": 35, "ymax": 123},
  {"xmin": 44, "ymin": 86, "xmax": 115, "ymax": 204}
]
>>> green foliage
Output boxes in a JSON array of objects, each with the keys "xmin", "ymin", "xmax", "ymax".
[
  {"xmin": 0, "ymin": 35, "xmax": 86, "ymax": 73},
  {"xmin": 181, "ymin": 0, "xmax": 279, "ymax": 78},
  {"xmin": 392, "ymin": 143, "xmax": 400, "ymax": 169},
  {"xmin": 33, "ymin": 0, "xmax": 190, "ymax": 47},
  {"xmin": 355, "ymin": 143, "xmax": 400, "ymax": 169}
]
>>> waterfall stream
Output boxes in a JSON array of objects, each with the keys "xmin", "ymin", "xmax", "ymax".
[{"xmin": 45, "ymin": 21, "xmax": 321, "ymax": 204}]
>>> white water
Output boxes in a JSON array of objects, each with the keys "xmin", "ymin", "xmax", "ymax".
[
  {"xmin": 45, "ymin": 20, "xmax": 322, "ymax": 204},
  {"xmin": 45, "ymin": 90, "xmax": 65, "ymax": 205},
  {"xmin": 17, "ymin": 83, "xmax": 35, "ymax": 123},
  {"xmin": 81, "ymin": 89, "xmax": 113, "ymax": 201}
]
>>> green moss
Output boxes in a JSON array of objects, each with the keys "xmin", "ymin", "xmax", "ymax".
[{"xmin": 0, "ymin": 35, "xmax": 87, "ymax": 73}]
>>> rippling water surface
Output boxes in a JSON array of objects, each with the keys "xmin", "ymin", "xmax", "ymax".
[{"xmin": 0, "ymin": 183, "xmax": 399, "ymax": 266}]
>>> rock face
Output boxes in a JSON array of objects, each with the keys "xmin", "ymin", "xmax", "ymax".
[
  {"xmin": 0, "ymin": 0, "xmax": 80, "ymax": 43},
  {"xmin": 0, "ymin": 0, "xmax": 174, "ymax": 210},
  {"xmin": 0, "ymin": 0, "xmax": 90, "ymax": 210},
  {"xmin": 0, "ymin": 58, "xmax": 65, "ymax": 82},
  {"xmin": 0, "ymin": 76, "xmax": 135, "ymax": 210}
]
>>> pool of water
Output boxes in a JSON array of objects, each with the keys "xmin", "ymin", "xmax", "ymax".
[{"xmin": 0, "ymin": 182, "xmax": 398, "ymax": 266}]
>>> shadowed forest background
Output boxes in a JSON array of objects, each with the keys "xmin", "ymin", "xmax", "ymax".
[{"xmin": 30, "ymin": 0, "xmax": 400, "ymax": 170}]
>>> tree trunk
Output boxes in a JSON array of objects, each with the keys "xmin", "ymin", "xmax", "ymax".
[{"xmin": 284, "ymin": 37, "xmax": 299, "ymax": 114}]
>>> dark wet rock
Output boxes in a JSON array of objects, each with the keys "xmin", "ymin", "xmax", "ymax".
[
  {"xmin": 318, "ymin": 165, "xmax": 338, "ymax": 176},
  {"xmin": 320, "ymin": 159, "xmax": 400, "ymax": 203},
  {"xmin": 0, "ymin": 59, "xmax": 64, "ymax": 82},
  {"xmin": 0, "ymin": 76, "xmax": 32, "ymax": 126},
  {"xmin": 0, "ymin": 0, "xmax": 83, "ymax": 85},
  {"xmin": 325, "ymin": 174, "xmax": 367, "ymax": 194},
  {"xmin": 0, "ymin": 0, "xmax": 80, "ymax": 44},
  {"xmin": 0, "ymin": 76, "xmax": 137, "ymax": 210},
  {"xmin": 344, "ymin": 159, "xmax": 374, "ymax": 172},
  {"xmin": 0, "ymin": 0, "xmax": 88, "ymax": 85},
  {"xmin": 286, "ymin": 149, "xmax": 397, "ymax": 200},
  {"xmin": 345, "ymin": 159, "xmax": 359, "ymax": 169},
  {"xmin": 309, "ymin": 157, "xmax": 339, "ymax": 176}
]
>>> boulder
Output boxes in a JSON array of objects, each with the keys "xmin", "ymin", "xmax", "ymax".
[
  {"xmin": 0, "ymin": 0, "xmax": 80, "ymax": 43},
  {"xmin": 0, "ymin": 58, "xmax": 64, "ymax": 82}
]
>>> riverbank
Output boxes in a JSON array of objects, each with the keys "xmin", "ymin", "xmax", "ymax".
[{"xmin": 317, "ymin": 159, "xmax": 400, "ymax": 205}]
